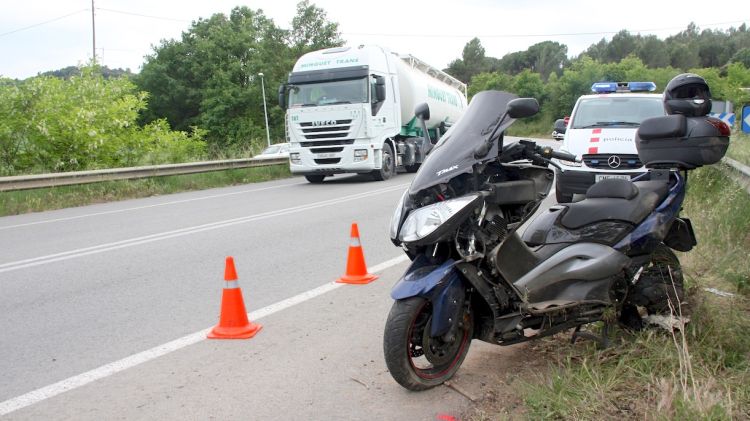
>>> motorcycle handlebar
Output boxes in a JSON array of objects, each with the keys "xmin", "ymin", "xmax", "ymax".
[{"xmin": 549, "ymin": 149, "xmax": 579, "ymax": 163}]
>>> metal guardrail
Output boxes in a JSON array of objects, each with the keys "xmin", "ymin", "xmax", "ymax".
[
  {"xmin": 2, "ymin": 155, "xmax": 747, "ymax": 194},
  {"xmin": 722, "ymin": 157, "xmax": 750, "ymax": 195},
  {"xmin": 0, "ymin": 157, "xmax": 288, "ymax": 192}
]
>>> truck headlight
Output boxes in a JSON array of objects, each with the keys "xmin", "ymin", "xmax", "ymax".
[
  {"xmin": 290, "ymin": 153, "xmax": 301, "ymax": 164},
  {"xmin": 354, "ymin": 149, "xmax": 368, "ymax": 162},
  {"xmin": 399, "ymin": 194, "xmax": 481, "ymax": 244}
]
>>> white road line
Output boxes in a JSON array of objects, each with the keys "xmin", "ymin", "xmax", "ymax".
[
  {"xmin": 0, "ymin": 254, "xmax": 410, "ymax": 416},
  {"xmin": 0, "ymin": 180, "xmax": 304, "ymax": 231},
  {"xmin": 0, "ymin": 183, "xmax": 408, "ymax": 273}
]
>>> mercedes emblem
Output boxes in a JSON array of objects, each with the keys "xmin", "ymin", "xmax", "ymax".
[{"xmin": 607, "ymin": 155, "xmax": 622, "ymax": 169}]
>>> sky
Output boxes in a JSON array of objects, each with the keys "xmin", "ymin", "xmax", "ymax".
[{"xmin": 1, "ymin": 0, "xmax": 748, "ymax": 79}]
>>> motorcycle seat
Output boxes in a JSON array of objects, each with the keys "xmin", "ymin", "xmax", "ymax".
[{"xmin": 559, "ymin": 178, "xmax": 669, "ymax": 229}]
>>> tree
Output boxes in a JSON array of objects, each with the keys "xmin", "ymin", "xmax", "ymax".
[
  {"xmin": 512, "ymin": 70, "xmax": 545, "ymax": 102},
  {"xmin": 668, "ymin": 43, "xmax": 700, "ymax": 70},
  {"xmin": 731, "ymin": 48, "xmax": 750, "ymax": 68},
  {"xmin": 526, "ymin": 41, "xmax": 568, "ymax": 80},
  {"xmin": 697, "ymin": 29, "xmax": 732, "ymax": 68},
  {"xmin": 0, "ymin": 66, "xmax": 204, "ymax": 175},
  {"xmin": 136, "ymin": 3, "xmax": 342, "ymax": 153},
  {"xmin": 468, "ymin": 72, "xmax": 513, "ymax": 97},
  {"xmin": 636, "ymin": 36, "xmax": 670, "ymax": 68},
  {"xmin": 39, "ymin": 65, "xmax": 134, "ymax": 80},
  {"xmin": 604, "ymin": 30, "xmax": 637, "ymax": 63},
  {"xmin": 446, "ymin": 38, "xmax": 488, "ymax": 83},
  {"xmin": 290, "ymin": 0, "xmax": 343, "ymax": 55}
]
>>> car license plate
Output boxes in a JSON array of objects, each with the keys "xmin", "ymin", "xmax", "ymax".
[
  {"xmin": 316, "ymin": 153, "xmax": 337, "ymax": 159},
  {"xmin": 595, "ymin": 174, "xmax": 630, "ymax": 182}
]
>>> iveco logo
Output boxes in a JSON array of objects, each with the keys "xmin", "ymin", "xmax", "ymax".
[
  {"xmin": 607, "ymin": 155, "xmax": 622, "ymax": 169},
  {"xmin": 312, "ymin": 120, "xmax": 336, "ymax": 126}
]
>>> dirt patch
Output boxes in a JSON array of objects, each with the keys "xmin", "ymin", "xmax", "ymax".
[{"xmin": 439, "ymin": 340, "xmax": 551, "ymax": 420}]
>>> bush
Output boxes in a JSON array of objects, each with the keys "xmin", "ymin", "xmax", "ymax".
[{"xmin": 0, "ymin": 65, "xmax": 206, "ymax": 175}]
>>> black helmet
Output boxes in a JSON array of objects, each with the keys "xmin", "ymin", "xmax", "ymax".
[{"xmin": 664, "ymin": 73, "xmax": 712, "ymax": 117}]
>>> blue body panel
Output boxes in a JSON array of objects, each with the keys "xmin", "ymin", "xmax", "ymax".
[
  {"xmin": 615, "ymin": 172, "xmax": 685, "ymax": 254},
  {"xmin": 391, "ymin": 256, "xmax": 465, "ymax": 337}
]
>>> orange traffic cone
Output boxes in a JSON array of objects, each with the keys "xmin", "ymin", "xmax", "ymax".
[
  {"xmin": 207, "ymin": 256, "xmax": 262, "ymax": 339},
  {"xmin": 336, "ymin": 223, "xmax": 378, "ymax": 285}
]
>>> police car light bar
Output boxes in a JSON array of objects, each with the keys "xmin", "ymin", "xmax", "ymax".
[{"xmin": 591, "ymin": 81, "xmax": 657, "ymax": 93}]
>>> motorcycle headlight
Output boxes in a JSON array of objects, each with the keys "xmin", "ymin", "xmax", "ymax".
[
  {"xmin": 389, "ymin": 189, "xmax": 409, "ymax": 242},
  {"xmin": 399, "ymin": 194, "xmax": 481, "ymax": 244}
]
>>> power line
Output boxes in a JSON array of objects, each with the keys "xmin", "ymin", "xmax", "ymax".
[
  {"xmin": 95, "ymin": 7, "xmax": 191, "ymax": 23},
  {"xmin": 343, "ymin": 19, "xmax": 749, "ymax": 39},
  {"xmin": 0, "ymin": 9, "xmax": 88, "ymax": 38}
]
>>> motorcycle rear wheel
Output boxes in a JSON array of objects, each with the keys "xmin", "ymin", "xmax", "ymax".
[
  {"xmin": 383, "ymin": 297, "xmax": 473, "ymax": 391},
  {"xmin": 628, "ymin": 244, "xmax": 685, "ymax": 314}
]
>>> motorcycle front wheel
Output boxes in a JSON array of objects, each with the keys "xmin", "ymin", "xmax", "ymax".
[{"xmin": 383, "ymin": 297, "xmax": 473, "ymax": 391}]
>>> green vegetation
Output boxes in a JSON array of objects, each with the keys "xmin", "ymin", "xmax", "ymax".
[
  {"xmin": 0, "ymin": 66, "xmax": 206, "ymax": 176},
  {"xmin": 519, "ymin": 166, "xmax": 750, "ymax": 420},
  {"xmin": 482, "ymin": 56, "xmax": 750, "ymax": 138},
  {"xmin": 135, "ymin": 1, "xmax": 341, "ymax": 153},
  {"xmin": 0, "ymin": 164, "xmax": 291, "ymax": 217},
  {"xmin": 727, "ymin": 132, "xmax": 750, "ymax": 165}
]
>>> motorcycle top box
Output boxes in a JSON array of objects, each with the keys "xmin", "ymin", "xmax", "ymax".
[{"xmin": 636, "ymin": 114, "xmax": 730, "ymax": 170}]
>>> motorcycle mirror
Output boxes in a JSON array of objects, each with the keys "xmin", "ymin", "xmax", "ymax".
[
  {"xmin": 278, "ymin": 84, "xmax": 286, "ymax": 110},
  {"xmin": 553, "ymin": 118, "xmax": 566, "ymax": 133},
  {"xmin": 507, "ymin": 98, "xmax": 540, "ymax": 119}
]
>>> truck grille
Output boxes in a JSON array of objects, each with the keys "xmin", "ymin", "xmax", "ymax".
[
  {"xmin": 298, "ymin": 119, "xmax": 353, "ymax": 147},
  {"xmin": 583, "ymin": 154, "xmax": 642, "ymax": 169},
  {"xmin": 310, "ymin": 147, "xmax": 344, "ymax": 154}
]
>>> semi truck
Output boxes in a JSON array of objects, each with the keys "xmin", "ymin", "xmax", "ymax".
[{"xmin": 278, "ymin": 45, "xmax": 468, "ymax": 183}]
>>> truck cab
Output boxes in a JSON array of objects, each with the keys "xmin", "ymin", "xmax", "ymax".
[{"xmin": 280, "ymin": 45, "xmax": 466, "ymax": 183}]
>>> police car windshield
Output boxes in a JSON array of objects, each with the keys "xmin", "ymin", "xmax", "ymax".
[{"xmin": 571, "ymin": 97, "xmax": 665, "ymax": 129}]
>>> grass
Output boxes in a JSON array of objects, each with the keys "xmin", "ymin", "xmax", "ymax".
[
  {"xmin": 726, "ymin": 132, "xmax": 750, "ymax": 166},
  {"xmin": 0, "ymin": 164, "xmax": 292, "ymax": 217},
  {"xmin": 507, "ymin": 115, "xmax": 555, "ymax": 139},
  {"xmin": 516, "ymin": 166, "xmax": 750, "ymax": 420}
]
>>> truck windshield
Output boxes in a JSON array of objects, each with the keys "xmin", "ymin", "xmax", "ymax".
[
  {"xmin": 289, "ymin": 78, "xmax": 368, "ymax": 107},
  {"xmin": 570, "ymin": 97, "xmax": 665, "ymax": 129}
]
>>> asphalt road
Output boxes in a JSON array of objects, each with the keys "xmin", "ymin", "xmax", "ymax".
[{"xmin": 0, "ymin": 136, "xmax": 558, "ymax": 420}]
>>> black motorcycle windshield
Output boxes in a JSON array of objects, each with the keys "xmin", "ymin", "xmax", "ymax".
[{"xmin": 409, "ymin": 90, "xmax": 518, "ymax": 195}]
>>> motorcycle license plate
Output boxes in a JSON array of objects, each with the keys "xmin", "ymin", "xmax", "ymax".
[{"xmin": 595, "ymin": 174, "xmax": 630, "ymax": 182}]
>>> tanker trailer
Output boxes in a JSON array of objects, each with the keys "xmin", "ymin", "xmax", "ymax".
[{"xmin": 279, "ymin": 45, "xmax": 467, "ymax": 183}]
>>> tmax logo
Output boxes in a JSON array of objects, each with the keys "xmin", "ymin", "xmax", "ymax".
[
  {"xmin": 312, "ymin": 120, "xmax": 336, "ymax": 126},
  {"xmin": 436, "ymin": 165, "xmax": 458, "ymax": 177}
]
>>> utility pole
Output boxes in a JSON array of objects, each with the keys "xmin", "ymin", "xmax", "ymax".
[
  {"xmin": 91, "ymin": 0, "xmax": 96, "ymax": 63},
  {"xmin": 258, "ymin": 72, "xmax": 271, "ymax": 147}
]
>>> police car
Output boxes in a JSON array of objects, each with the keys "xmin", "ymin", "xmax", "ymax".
[{"xmin": 554, "ymin": 81, "xmax": 666, "ymax": 203}]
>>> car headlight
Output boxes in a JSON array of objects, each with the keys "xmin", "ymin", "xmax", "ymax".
[
  {"xmin": 389, "ymin": 189, "xmax": 409, "ymax": 242},
  {"xmin": 399, "ymin": 194, "xmax": 481, "ymax": 244}
]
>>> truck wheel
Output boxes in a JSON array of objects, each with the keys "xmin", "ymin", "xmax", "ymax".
[
  {"xmin": 305, "ymin": 175, "xmax": 325, "ymax": 183},
  {"xmin": 371, "ymin": 144, "xmax": 395, "ymax": 181}
]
